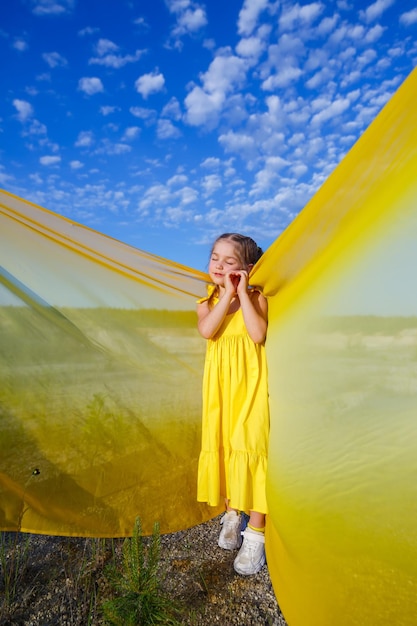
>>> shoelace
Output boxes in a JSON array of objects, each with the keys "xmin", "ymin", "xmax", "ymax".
[{"xmin": 239, "ymin": 531, "xmax": 264, "ymax": 557}]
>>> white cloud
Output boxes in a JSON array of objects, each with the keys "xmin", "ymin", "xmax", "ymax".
[
  {"xmin": 218, "ymin": 130, "xmax": 256, "ymax": 154},
  {"xmin": 357, "ymin": 48, "xmax": 378, "ymax": 67},
  {"xmin": 78, "ymin": 26, "xmax": 99, "ymax": 37},
  {"xmin": 165, "ymin": 1, "xmax": 193, "ymax": 11},
  {"xmin": 166, "ymin": 1, "xmax": 208, "ymax": 41},
  {"xmin": 173, "ymin": 7, "xmax": 207, "ymax": 36},
  {"xmin": 329, "ymin": 22, "xmax": 366, "ymax": 44},
  {"xmin": 311, "ymin": 97, "xmax": 350, "ymax": 125},
  {"xmin": 236, "ymin": 36, "xmax": 265, "ymax": 60},
  {"xmin": 42, "ymin": 51, "xmax": 68, "ymax": 68},
  {"xmin": 78, "ymin": 77, "xmax": 104, "ymax": 95},
  {"xmin": 100, "ymin": 105, "xmax": 119, "ymax": 116},
  {"xmin": 133, "ymin": 17, "xmax": 149, "ymax": 29},
  {"xmin": 316, "ymin": 14, "xmax": 339, "ymax": 35},
  {"xmin": 178, "ymin": 186, "xmax": 198, "ymax": 206},
  {"xmin": 288, "ymin": 133, "xmax": 305, "ymax": 147},
  {"xmin": 400, "ymin": 8, "xmax": 417, "ymax": 26},
  {"xmin": 70, "ymin": 160, "xmax": 84, "ymax": 169},
  {"xmin": 27, "ymin": 119, "xmax": 47, "ymax": 135},
  {"xmin": 40, "ymin": 155, "xmax": 61, "ymax": 166},
  {"xmin": 203, "ymin": 53, "xmax": 247, "ymax": 94},
  {"xmin": 201, "ymin": 157, "xmax": 221, "ymax": 169},
  {"xmin": 161, "ymin": 97, "xmax": 182, "ymax": 120},
  {"xmin": 75, "ymin": 131, "xmax": 94, "ymax": 147},
  {"xmin": 95, "ymin": 38, "xmax": 119, "ymax": 56},
  {"xmin": 134, "ymin": 70, "xmax": 165, "ymax": 98},
  {"xmin": 262, "ymin": 65, "xmax": 303, "ymax": 90},
  {"xmin": 90, "ymin": 50, "xmax": 145, "ymax": 69},
  {"xmin": 291, "ymin": 163, "xmax": 308, "ymax": 177},
  {"xmin": 184, "ymin": 53, "xmax": 247, "ymax": 126},
  {"xmin": 96, "ymin": 140, "xmax": 132, "ymax": 155},
  {"xmin": 157, "ymin": 119, "xmax": 181, "ymax": 139},
  {"xmin": 201, "ymin": 174, "xmax": 222, "ymax": 196},
  {"xmin": 361, "ymin": 0, "xmax": 395, "ymax": 23},
  {"xmin": 238, "ymin": 0, "xmax": 270, "ymax": 37},
  {"xmin": 130, "ymin": 106, "xmax": 156, "ymax": 120},
  {"xmin": 250, "ymin": 158, "xmax": 289, "ymax": 196},
  {"xmin": 30, "ymin": 0, "xmax": 75, "ymax": 15},
  {"xmin": 122, "ymin": 126, "xmax": 141, "ymax": 141},
  {"xmin": 279, "ymin": 2, "xmax": 325, "ymax": 31},
  {"xmin": 36, "ymin": 72, "xmax": 52, "ymax": 82},
  {"xmin": 259, "ymin": 33, "xmax": 305, "ymax": 90},
  {"xmin": 184, "ymin": 87, "xmax": 223, "ymax": 126},
  {"xmin": 168, "ymin": 174, "xmax": 188, "ymax": 186},
  {"xmin": 139, "ymin": 183, "xmax": 171, "ymax": 210},
  {"xmin": 364, "ymin": 23, "xmax": 385, "ymax": 43},
  {"xmin": 13, "ymin": 38, "xmax": 29, "ymax": 51},
  {"xmin": 305, "ymin": 66, "xmax": 335, "ymax": 89},
  {"xmin": 0, "ymin": 166, "xmax": 14, "ymax": 185},
  {"xmin": 13, "ymin": 99, "xmax": 34, "ymax": 122},
  {"xmin": 89, "ymin": 40, "xmax": 145, "ymax": 68}
]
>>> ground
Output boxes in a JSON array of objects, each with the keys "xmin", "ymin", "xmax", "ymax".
[{"xmin": 0, "ymin": 515, "xmax": 287, "ymax": 625}]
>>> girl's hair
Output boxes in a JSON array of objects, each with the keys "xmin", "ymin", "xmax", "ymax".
[{"xmin": 211, "ymin": 233, "xmax": 263, "ymax": 267}]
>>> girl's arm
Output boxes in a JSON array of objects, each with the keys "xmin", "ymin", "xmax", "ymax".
[
  {"xmin": 197, "ymin": 289, "xmax": 234, "ymax": 339},
  {"xmin": 235, "ymin": 270, "xmax": 268, "ymax": 344},
  {"xmin": 239, "ymin": 288, "xmax": 268, "ymax": 344}
]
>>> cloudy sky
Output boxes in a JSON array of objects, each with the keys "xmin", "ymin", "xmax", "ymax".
[{"xmin": 1, "ymin": 0, "xmax": 416, "ymax": 270}]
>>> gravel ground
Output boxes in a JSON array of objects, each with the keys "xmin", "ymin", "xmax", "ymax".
[{"xmin": 0, "ymin": 515, "xmax": 288, "ymax": 625}]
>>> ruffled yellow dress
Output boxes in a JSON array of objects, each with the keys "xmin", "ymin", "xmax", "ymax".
[{"xmin": 197, "ymin": 288, "xmax": 270, "ymax": 514}]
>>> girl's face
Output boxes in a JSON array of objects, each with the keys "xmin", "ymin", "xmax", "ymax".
[{"xmin": 209, "ymin": 240, "xmax": 244, "ymax": 286}]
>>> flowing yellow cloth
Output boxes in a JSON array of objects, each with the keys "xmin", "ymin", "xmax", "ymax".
[
  {"xmin": 256, "ymin": 66, "xmax": 417, "ymax": 625},
  {"xmin": 0, "ymin": 191, "xmax": 224, "ymax": 536},
  {"xmin": 1, "ymin": 66, "xmax": 417, "ymax": 625}
]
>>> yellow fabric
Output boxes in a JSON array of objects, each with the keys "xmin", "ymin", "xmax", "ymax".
[
  {"xmin": 0, "ymin": 189, "xmax": 224, "ymax": 537},
  {"xmin": 258, "ymin": 67, "xmax": 417, "ymax": 625},
  {"xmin": 196, "ymin": 292, "xmax": 269, "ymax": 514},
  {"xmin": 1, "ymin": 65, "xmax": 417, "ymax": 625}
]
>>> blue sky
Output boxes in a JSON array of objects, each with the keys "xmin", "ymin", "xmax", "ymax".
[{"xmin": 1, "ymin": 0, "xmax": 416, "ymax": 271}]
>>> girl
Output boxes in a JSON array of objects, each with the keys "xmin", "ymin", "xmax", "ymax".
[{"xmin": 197, "ymin": 233, "xmax": 269, "ymax": 576}]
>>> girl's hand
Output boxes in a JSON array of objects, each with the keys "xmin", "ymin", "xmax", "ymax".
[
  {"xmin": 225, "ymin": 269, "xmax": 249, "ymax": 297},
  {"xmin": 223, "ymin": 270, "xmax": 239, "ymax": 296}
]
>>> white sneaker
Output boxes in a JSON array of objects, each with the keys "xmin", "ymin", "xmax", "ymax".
[
  {"xmin": 233, "ymin": 528, "xmax": 266, "ymax": 575},
  {"xmin": 218, "ymin": 511, "xmax": 243, "ymax": 550}
]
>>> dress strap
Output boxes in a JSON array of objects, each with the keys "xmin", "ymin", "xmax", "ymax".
[{"xmin": 196, "ymin": 283, "xmax": 217, "ymax": 304}]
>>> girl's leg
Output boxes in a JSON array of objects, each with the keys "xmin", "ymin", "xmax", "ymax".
[
  {"xmin": 225, "ymin": 498, "xmax": 238, "ymax": 514},
  {"xmin": 248, "ymin": 510, "xmax": 265, "ymax": 531}
]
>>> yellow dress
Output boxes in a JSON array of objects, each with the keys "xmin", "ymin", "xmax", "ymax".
[{"xmin": 197, "ymin": 290, "xmax": 270, "ymax": 514}]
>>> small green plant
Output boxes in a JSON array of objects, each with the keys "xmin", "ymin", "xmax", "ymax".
[
  {"xmin": 102, "ymin": 517, "xmax": 180, "ymax": 625},
  {"xmin": 0, "ymin": 531, "xmax": 32, "ymax": 613},
  {"xmin": 0, "ymin": 474, "xmax": 37, "ymax": 617}
]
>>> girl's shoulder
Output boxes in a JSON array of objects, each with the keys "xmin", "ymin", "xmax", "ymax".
[
  {"xmin": 196, "ymin": 283, "xmax": 218, "ymax": 305},
  {"xmin": 248, "ymin": 286, "xmax": 266, "ymax": 301}
]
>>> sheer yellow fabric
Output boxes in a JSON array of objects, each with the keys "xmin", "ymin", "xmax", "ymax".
[
  {"xmin": 256, "ymin": 67, "xmax": 417, "ymax": 625},
  {"xmin": 0, "ymin": 192, "xmax": 224, "ymax": 536},
  {"xmin": 1, "ymin": 66, "xmax": 417, "ymax": 624}
]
